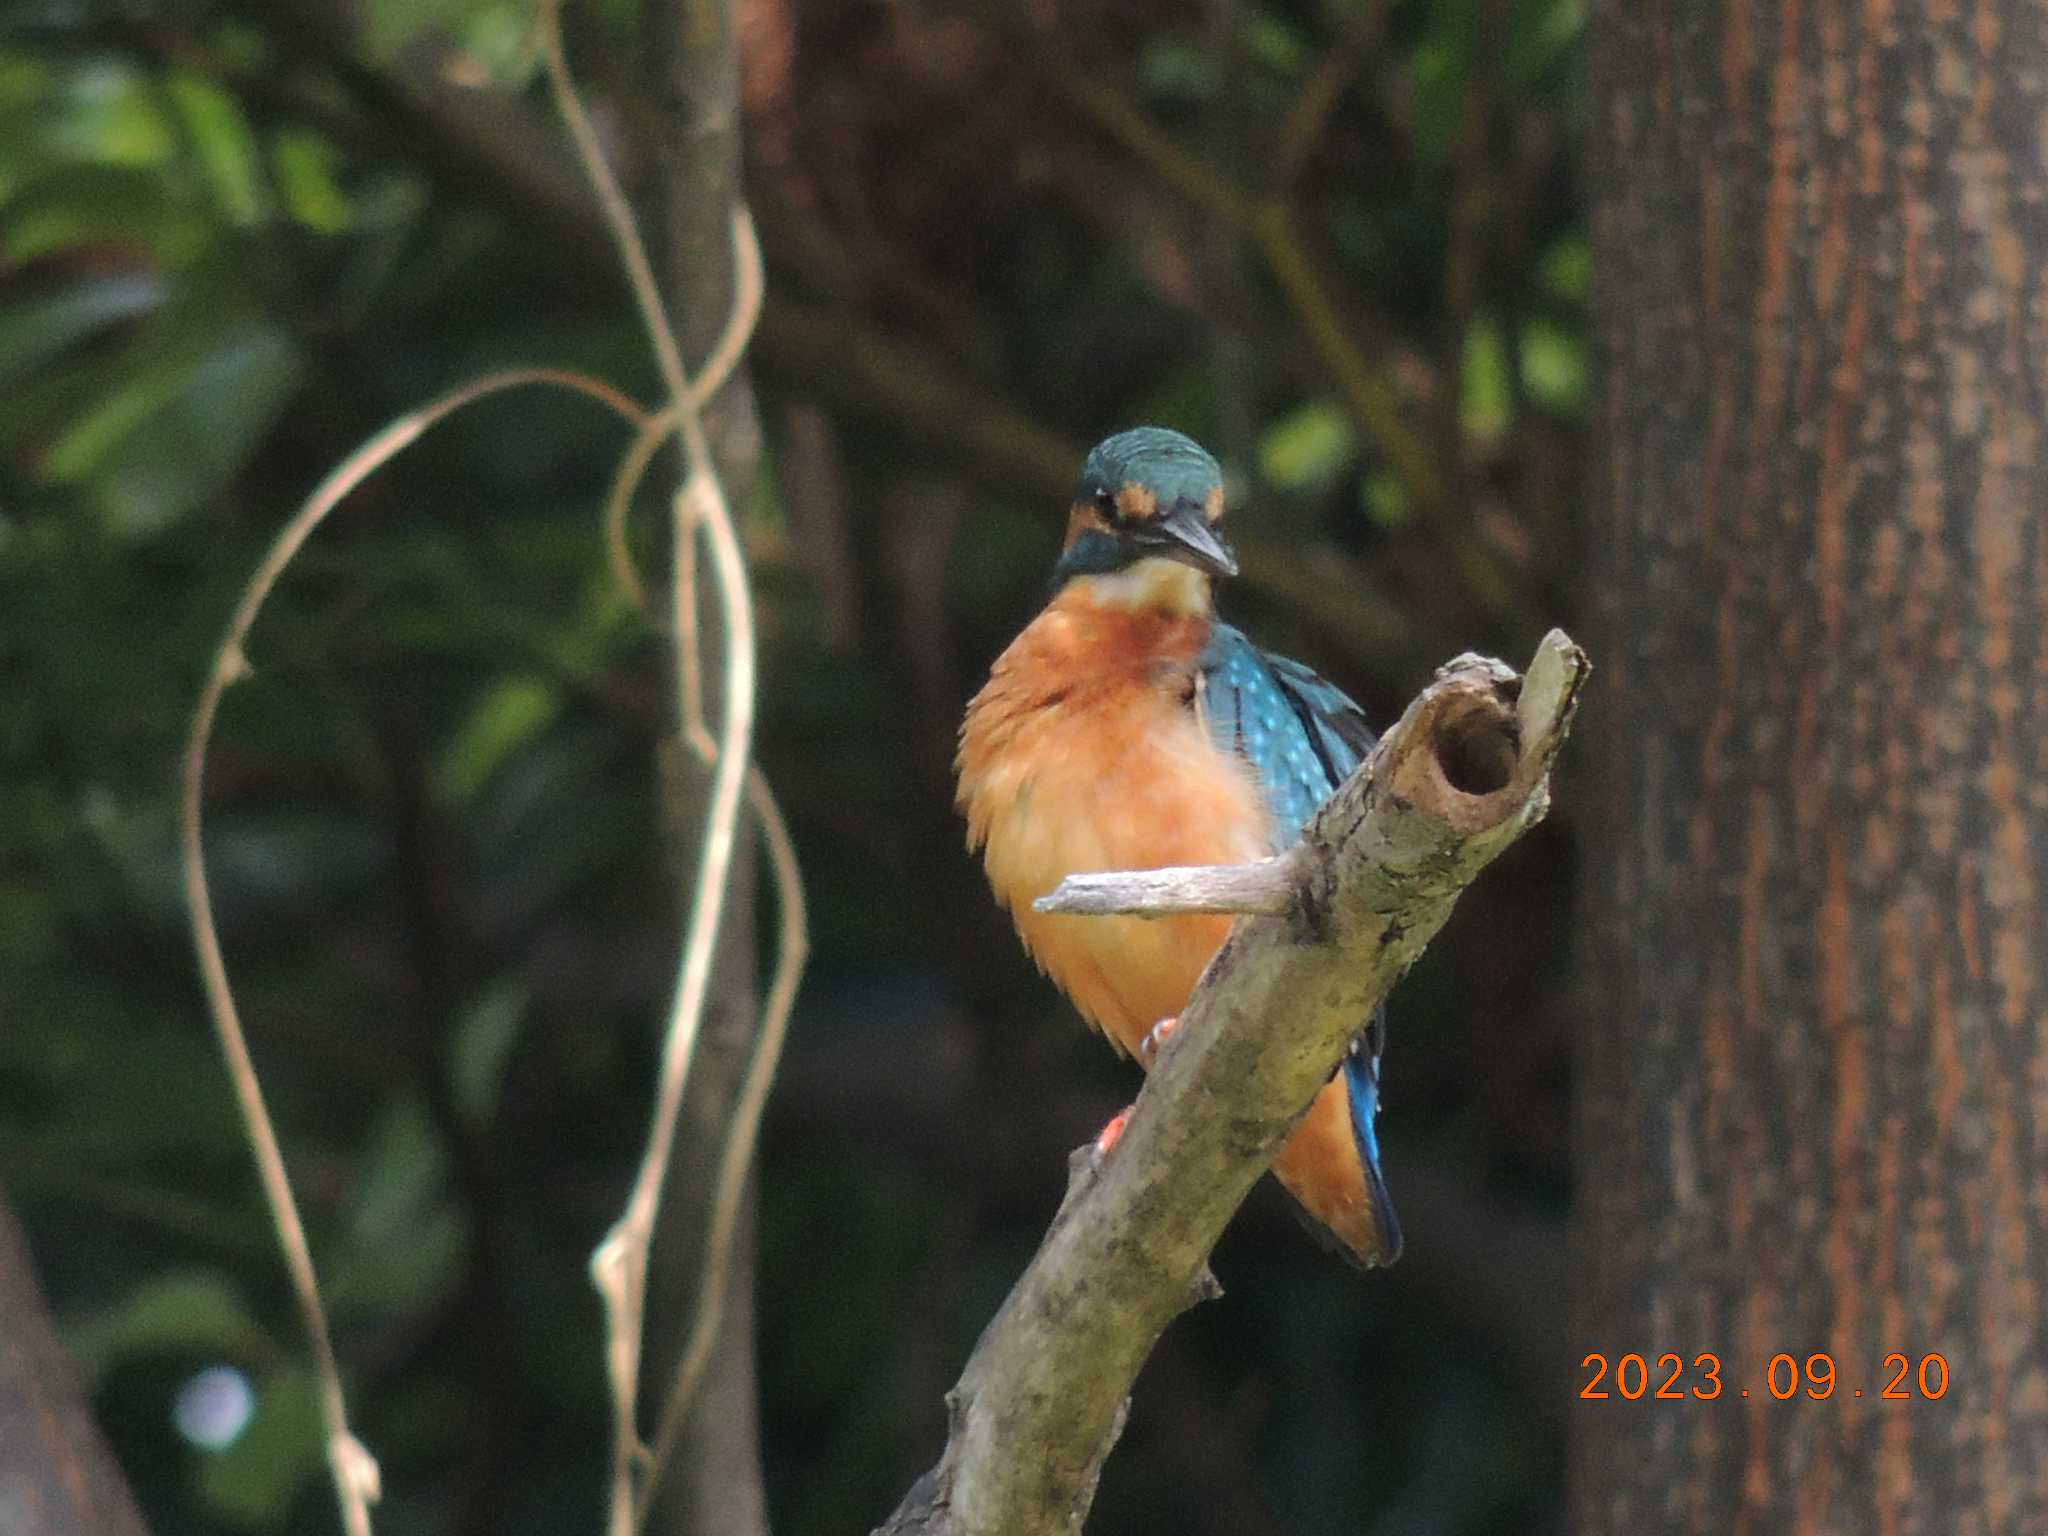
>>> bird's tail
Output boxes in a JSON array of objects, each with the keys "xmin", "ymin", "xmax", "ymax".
[{"xmin": 1268, "ymin": 1062, "xmax": 1402, "ymax": 1270}]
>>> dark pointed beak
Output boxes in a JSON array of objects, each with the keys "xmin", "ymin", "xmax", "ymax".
[{"xmin": 1135, "ymin": 499, "xmax": 1238, "ymax": 578}]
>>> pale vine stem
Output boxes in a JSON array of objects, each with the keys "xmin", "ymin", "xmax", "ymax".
[
  {"xmin": 180, "ymin": 369, "xmax": 654, "ymax": 1536},
  {"xmin": 183, "ymin": 7, "xmax": 790, "ymax": 1533},
  {"xmin": 595, "ymin": 377, "xmax": 807, "ymax": 1527},
  {"xmin": 180, "ymin": 297, "xmax": 795, "ymax": 1536},
  {"xmin": 536, "ymin": 6, "xmax": 780, "ymax": 1535}
]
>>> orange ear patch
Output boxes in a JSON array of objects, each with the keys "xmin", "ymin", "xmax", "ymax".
[
  {"xmin": 1114, "ymin": 482, "xmax": 1160, "ymax": 521},
  {"xmin": 1203, "ymin": 484, "xmax": 1225, "ymax": 523},
  {"xmin": 1064, "ymin": 500, "xmax": 1111, "ymax": 546}
]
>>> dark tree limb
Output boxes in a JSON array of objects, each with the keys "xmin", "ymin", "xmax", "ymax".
[
  {"xmin": 877, "ymin": 630, "xmax": 1588, "ymax": 1536},
  {"xmin": 0, "ymin": 1190, "xmax": 151, "ymax": 1536}
]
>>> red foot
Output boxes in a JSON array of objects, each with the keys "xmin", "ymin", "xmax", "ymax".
[
  {"xmin": 1139, "ymin": 1015, "xmax": 1179, "ymax": 1065},
  {"xmin": 1094, "ymin": 1106, "xmax": 1134, "ymax": 1157}
]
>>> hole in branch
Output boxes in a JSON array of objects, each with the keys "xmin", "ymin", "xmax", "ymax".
[{"xmin": 1434, "ymin": 699, "xmax": 1519, "ymax": 795}]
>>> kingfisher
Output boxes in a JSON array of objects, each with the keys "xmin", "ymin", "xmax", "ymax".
[{"xmin": 956, "ymin": 426, "xmax": 1400, "ymax": 1269}]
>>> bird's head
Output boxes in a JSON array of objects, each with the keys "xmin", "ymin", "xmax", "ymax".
[{"xmin": 1051, "ymin": 428, "xmax": 1238, "ymax": 606}]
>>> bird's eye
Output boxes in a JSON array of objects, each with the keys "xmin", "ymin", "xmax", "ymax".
[{"xmin": 1093, "ymin": 487, "xmax": 1121, "ymax": 522}]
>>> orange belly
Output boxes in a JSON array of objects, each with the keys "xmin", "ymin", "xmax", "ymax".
[{"xmin": 958, "ymin": 596, "xmax": 1384, "ymax": 1264}]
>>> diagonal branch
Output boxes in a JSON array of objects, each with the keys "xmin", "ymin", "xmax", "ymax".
[{"xmin": 876, "ymin": 629, "xmax": 1588, "ymax": 1536}]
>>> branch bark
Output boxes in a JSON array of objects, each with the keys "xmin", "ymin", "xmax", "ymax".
[
  {"xmin": 1035, "ymin": 854, "xmax": 1303, "ymax": 917},
  {"xmin": 876, "ymin": 630, "xmax": 1588, "ymax": 1536},
  {"xmin": 0, "ymin": 1190, "xmax": 151, "ymax": 1536}
]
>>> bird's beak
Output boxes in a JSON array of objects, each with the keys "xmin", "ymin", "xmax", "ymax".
[{"xmin": 1136, "ymin": 499, "xmax": 1239, "ymax": 578}]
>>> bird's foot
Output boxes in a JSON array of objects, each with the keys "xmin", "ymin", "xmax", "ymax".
[
  {"xmin": 1138, "ymin": 1014, "xmax": 1179, "ymax": 1065},
  {"xmin": 1093, "ymin": 1106, "xmax": 1134, "ymax": 1158}
]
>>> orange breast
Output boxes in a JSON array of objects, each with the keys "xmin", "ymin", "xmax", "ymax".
[
  {"xmin": 957, "ymin": 597, "xmax": 1266, "ymax": 1053},
  {"xmin": 957, "ymin": 588, "xmax": 1385, "ymax": 1266}
]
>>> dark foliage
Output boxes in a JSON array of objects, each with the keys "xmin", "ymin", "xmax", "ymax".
[{"xmin": 0, "ymin": 0, "xmax": 1581, "ymax": 1530}]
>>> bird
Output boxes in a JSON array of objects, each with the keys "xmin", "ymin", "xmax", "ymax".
[{"xmin": 956, "ymin": 426, "xmax": 1400, "ymax": 1269}]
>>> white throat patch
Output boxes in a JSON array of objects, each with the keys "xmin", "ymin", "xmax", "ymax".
[{"xmin": 1075, "ymin": 558, "xmax": 1213, "ymax": 615}]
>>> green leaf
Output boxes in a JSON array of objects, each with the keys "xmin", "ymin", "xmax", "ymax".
[
  {"xmin": 1411, "ymin": 0, "xmax": 1480, "ymax": 165},
  {"xmin": 49, "ymin": 58, "xmax": 176, "ymax": 167},
  {"xmin": 41, "ymin": 343, "xmax": 204, "ymax": 483},
  {"xmin": 1361, "ymin": 470, "xmax": 1411, "ymax": 529},
  {"xmin": 0, "ymin": 52, "xmax": 54, "ymax": 113},
  {"xmin": 6, "ymin": 1024, "xmax": 245, "ymax": 1167},
  {"xmin": 1260, "ymin": 402, "xmax": 1355, "ymax": 488},
  {"xmin": 1504, "ymin": 0, "xmax": 1586, "ymax": 88},
  {"xmin": 195, "ymin": 1366, "xmax": 327, "ymax": 1528},
  {"xmin": 271, "ymin": 129, "xmax": 351, "ymax": 233},
  {"xmin": 451, "ymin": 976, "xmax": 529, "ymax": 1128},
  {"xmin": 436, "ymin": 674, "xmax": 561, "ymax": 804},
  {"xmin": 326, "ymin": 1099, "xmax": 467, "ymax": 1317},
  {"xmin": 0, "ymin": 274, "xmax": 161, "ymax": 391},
  {"xmin": 1537, "ymin": 233, "xmax": 1590, "ymax": 303},
  {"xmin": 0, "ymin": 164, "xmax": 190, "ymax": 263},
  {"xmin": 1239, "ymin": 14, "xmax": 1310, "ymax": 77},
  {"xmin": 165, "ymin": 71, "xmax": 266, "ymax": 224},
  {"xmin": 460, "ymin": 5, "xmax": 543, "ymax": 86},
  {"xmin": 1520, "ymin": 316, "xmax": 1588, "ymax": 415},
  {"xmin": 84, "ymin": 325, "xmax": 304, "ymax": 535},
  {"xmin": 1461, "ymin": 316, "xmax": 1513, "ymax": 442},
  {"xmin": 365, "ymin": 0, "xmax": 530, "ymax": 65},
  {"xmin": 1137, "ymin": 40, "xmax": 1218, "ymax": 101},
  {"xmin": 66, "ymin": 1270, "xmax": 273, "ymax": 1371}
]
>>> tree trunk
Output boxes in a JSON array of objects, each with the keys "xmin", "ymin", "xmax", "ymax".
[
  {"xmin": 0, "ymin": 1191, "xmax": 152, "ymax": 1536},
  {"xmin": 635, "ymin": 1, "xmax": 771, "ymax": 1533},
  {"xmin": 1578, "ymin": 2, "xmax": 2048, "ymax": 1531}
]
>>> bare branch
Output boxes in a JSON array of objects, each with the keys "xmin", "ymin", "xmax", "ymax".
[
  {"xmin": 1035, "ymin": 852, "xmax": 1305, "ymax": 917},
  {"xmin": 1274, "ymin": 46, "xmax": 1358, "ymax": 187},
  {"xmin": 877, "ymin": 630, "xmax": 1589, "ymax": 1536}
]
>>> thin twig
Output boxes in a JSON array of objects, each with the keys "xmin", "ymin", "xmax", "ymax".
[
  {"xmin": 1035, "ymin": 853, "xmax": 1305, "ymax": 917},
  {"xmin": 1054, "ymin": 65, "xmax": 1250, "ymax": 228},
  {"xmin": 180, "ymin": 367, "xmax": 652, "ymax": 1536},
  {"xmin": 1274, "ymin": 46, "xmax": 1357, "ymax": 186},
  {"xmin": 537, "ymin": 9, "xmax": 773, "ymax": 1534}
]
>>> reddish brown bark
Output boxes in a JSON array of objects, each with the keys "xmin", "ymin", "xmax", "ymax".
[
  {"xmin": 0, "ymin": 1192, "xmax": 150, "ymax": 1536},
  {"xmin": 1577, "ymin": 1, "xmax": 2048, "ymax": 1531}
]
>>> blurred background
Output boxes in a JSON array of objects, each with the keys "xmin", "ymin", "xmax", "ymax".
[{"xmin": 2, "ymin": 0, "xmax": 1584, "ymax": 1532}]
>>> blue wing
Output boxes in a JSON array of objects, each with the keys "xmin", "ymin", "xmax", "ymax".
[
  {"xmin": 1199, "ymin": 624, "xmax": 1402, "ymax": 1267},
  {"xmin": 1197, "ymin": 625, "xmax": 1376, "ymax": 843},
  {"xmin": 1341, "ymin": 1012, "xmax": 1401, "ymax": 1266}
]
